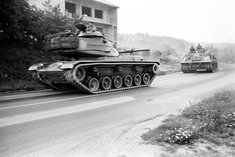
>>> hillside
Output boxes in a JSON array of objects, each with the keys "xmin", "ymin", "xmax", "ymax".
[
  {"xmin": 117, "ymin": 33, "xmax": 235, "ymax": 63},
  {"xmin": 118, "ymin": 33, "xmax": 191, "ymax": 57}
]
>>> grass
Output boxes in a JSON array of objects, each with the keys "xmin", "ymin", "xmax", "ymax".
[{"xmin": 141, "ymin": 90, "xmax": 235, "ymax": 146}]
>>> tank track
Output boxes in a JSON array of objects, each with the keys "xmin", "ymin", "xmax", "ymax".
[{"xmin": 65, "ymin": 63, "xmax": 158, "ymax": 94}]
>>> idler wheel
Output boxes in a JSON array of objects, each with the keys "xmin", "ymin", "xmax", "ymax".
[
  {"xmin": 133, "ymin": 74, "xmax": 141, "ymax": 86},
  {"xmin": 123, "ymin": 75, "xmax": 132, "ymax": 87},
  {"xmin": 101, "ymin": 77, "xmax": 111, "ymax": 90},
  {"xmin": 113, "ymin": 76, "xmax": 122, "ymax": 89},
  {"xmin": 87, "ymin": 78, "xmax": 99, "ymax": 92},
  {"xmin": 142, "ymin": 73, "xmax": 150, "ymax": 85},
  {"xmin": 152, "ymin": 64, "xmax": 159, "ymax": 74},
  {"xmin": 73, "ymin": 66, "xmax": 86, "ymax": 82}
]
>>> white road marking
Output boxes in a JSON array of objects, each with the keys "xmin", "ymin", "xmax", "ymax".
[
  {"xmin": 0, "ymin": 96, "xmax": 135, "ymax": 127},
  {"xmin": 0, "ymin": 90, "xmax": 59, "ymax": 102},
  {"xmin": 0, "ymin": 90, "xmax": 51, "ymax": 98},
  {"xmin": 0, "ymin": 92, "xmax": 116, "ymax": 110}
]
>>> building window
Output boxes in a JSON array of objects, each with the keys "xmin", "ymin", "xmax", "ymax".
[
  {"xmin": 65, "ymin": 2, "xmax": 76, "ymax": 17},
  {"xmin": 95, "ymin": 9, "xmax": 103, "ymax": 19},
  {"xmin": 82, "ymin": 6, "xmax": 92, "ymax": 17}
]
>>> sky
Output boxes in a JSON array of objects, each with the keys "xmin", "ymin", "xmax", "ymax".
[{"xmin": 108, "ymin": 0, "xmax": 235, "ymax": 43}]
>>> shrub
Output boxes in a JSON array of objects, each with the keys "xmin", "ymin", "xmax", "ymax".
[
  {"xmin": 141, "ymin": 90, "xmax": 235, "ymax": 145},
  {"xmin": 141, "ymin": 116, "xmax": 199, "ymax": 145}
]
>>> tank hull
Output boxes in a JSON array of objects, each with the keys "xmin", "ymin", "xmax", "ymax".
[
  {"xmin": 30, "ymin": 59, "xmax": 160, "ymax": 94},
  {"xmin": 181, "ymin": 61, "xmax": 218, "ymax": 73}
]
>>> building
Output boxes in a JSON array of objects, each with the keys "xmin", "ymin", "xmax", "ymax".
[{"xmin": 29, "ymin": 0, "xmax": 118, "ymax": 43}]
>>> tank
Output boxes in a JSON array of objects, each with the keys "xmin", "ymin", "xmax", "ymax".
[
  {"xmin": 28, "ymin": 24, "xmax": 160, "ymax": 94},
  {"xmin": 181, "ymin": 45, "xmax": 218, "ymax": 73}
]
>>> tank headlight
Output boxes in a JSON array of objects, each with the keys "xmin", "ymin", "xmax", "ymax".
[
  {"xmin": 39, "ymin": 63, "xmax": 44, "ymax": 67},
  {"xmin": 28, "ymin": 65, "xmax": 39, "ymax": 71},
  {"xmin": 60, "ymin": 64, "xmax": 74, "ymax": 69},
  {"xmin": 57, "ymin": 62, "xmax": 63, "ymax": 66}
]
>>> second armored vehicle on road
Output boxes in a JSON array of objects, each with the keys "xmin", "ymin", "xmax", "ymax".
[{"xmin": 181, "ymin": 44, "xmax": 218, "ymax": 73}]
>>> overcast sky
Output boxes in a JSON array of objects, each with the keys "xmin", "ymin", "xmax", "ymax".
[{"xmin": 108, "ymin": 0, "xmax": 235, "ymax": 43}]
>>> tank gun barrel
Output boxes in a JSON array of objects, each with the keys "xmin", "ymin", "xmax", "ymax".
[{"xmin": 119, "ymin": 49, "xmax": 150, "ymax": 54}]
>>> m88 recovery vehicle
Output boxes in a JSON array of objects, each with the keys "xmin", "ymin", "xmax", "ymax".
[
  {"xmin": 181, "ymin": 44, "xmax": 218, "ymax": 73},
  {"xmin": 28, "ymin": 24, "xmax": 160, "ymax": 94}
]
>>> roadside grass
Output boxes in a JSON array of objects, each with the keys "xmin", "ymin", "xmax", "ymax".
[{"xmin": 141, "ymin": 90, "xmax": 235, "ymax": 146}]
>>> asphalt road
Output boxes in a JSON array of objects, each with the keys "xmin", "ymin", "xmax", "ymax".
[{"xmin": 0, "ymin": 64, "xmax": 235, "ymax": 157}]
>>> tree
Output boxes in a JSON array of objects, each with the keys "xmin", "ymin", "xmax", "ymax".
[
  {"xmin": 0, "ymin": 0, "xmax": 33, "ymax": 46},
  {"xmin": 0, "ymin": 0, "xmax": 76, "ymax": 48}
]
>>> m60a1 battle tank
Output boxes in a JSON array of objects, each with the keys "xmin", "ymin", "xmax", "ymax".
[
  {"xmin": 181, "ymin": 44, "xmax": 218, "ymax": 73},
  {"xmin": 28, "ymin": 24, "xmax": 160, "ymax": 94}
]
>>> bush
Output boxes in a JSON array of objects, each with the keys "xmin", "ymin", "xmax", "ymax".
[
  {"xmin": 141, "ymin": 116, "xmax": 199, "ymax": 145},
  {"xmin": 182, "ymin": 90, "xmax": 235, "ymax": 133}
]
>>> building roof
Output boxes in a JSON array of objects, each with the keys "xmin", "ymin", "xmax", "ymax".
[{"xmin": 93, "ymin": 0, "xmax": 119, "ymax": 8}]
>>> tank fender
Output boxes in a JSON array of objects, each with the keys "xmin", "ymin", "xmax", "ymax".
[
  {"xmin": 28, "ymin": 63, "xmax": 44, "ymax": 71},
  {"xmin": 60, "ymin": 62, "xmax": 77, "ymax": 69}
]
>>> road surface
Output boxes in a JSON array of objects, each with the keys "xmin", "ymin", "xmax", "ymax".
[{"xmin": 0, "ymin": 64, "xmax": 235, "ymax": 157}]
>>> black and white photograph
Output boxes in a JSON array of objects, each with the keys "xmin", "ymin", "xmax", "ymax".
[{"xmin": 0, "ymin": 0, "xmax": 235, "ymax": 156}]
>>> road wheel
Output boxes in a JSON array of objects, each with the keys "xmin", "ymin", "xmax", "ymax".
[
  {"xmin": 73, "ymin": 66, "xmax": 86, "ymax": 81},
  {"xmin": 133, "ymin": 74, "xmax": 141, "ymax": 86},
  {"xmin": 142, "ymin": 73, "xmax": 150, "ymax": 85},
  {"xmin": 87, "ymin": 78, "xmax": 99, "ymax": 92},
  {"xmin": 101, "ymin": 77, "xmax": 111, "ymax": 90},
  {"xmin": 123, "ymin": 75, "xmax": 132, "ymax": 87},
  {"xmin": 113, "ymin": 76, "xmax": 122, "ymax": 89}
]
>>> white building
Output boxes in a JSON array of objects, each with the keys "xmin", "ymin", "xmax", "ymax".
[{"xmin": 29, "ymin": 0, "xmax": 118, "ymax": 43}]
